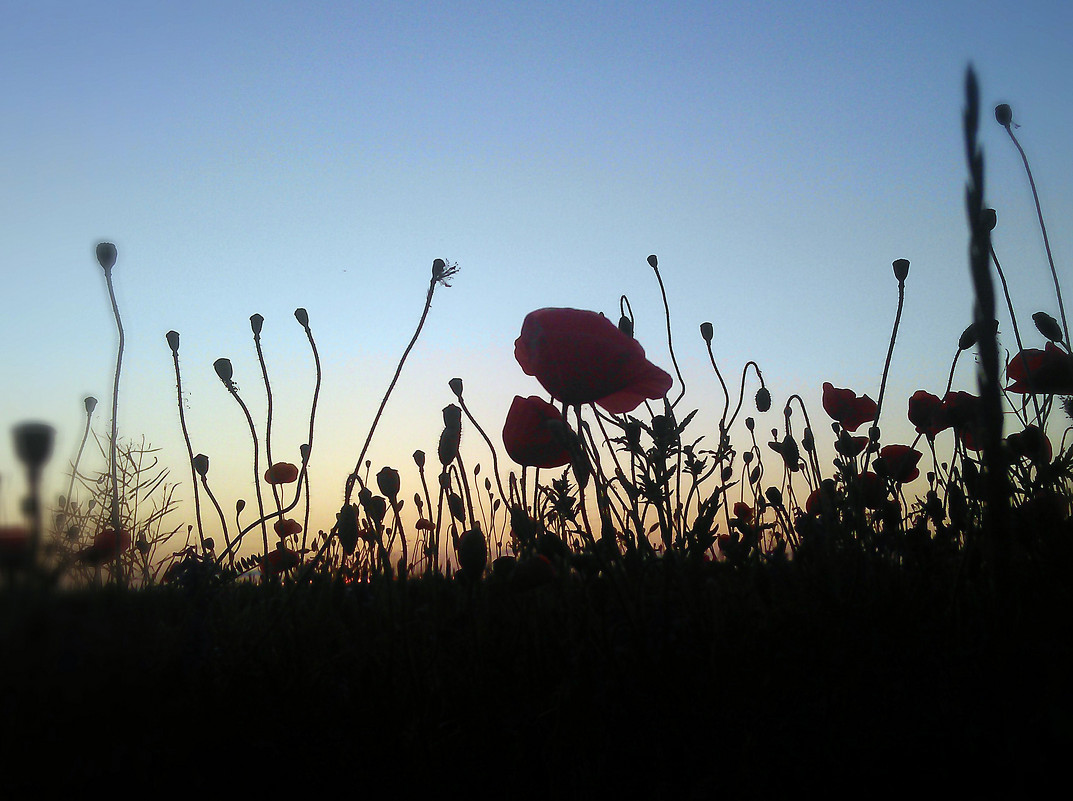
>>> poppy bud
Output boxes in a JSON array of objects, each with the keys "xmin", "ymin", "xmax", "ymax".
[
  {"xmin": 442, "ymin": 404, "xmax": 462, "ymax": 430},
  {"xmin": 376, "ymin": 466, "xmax": 401, "ymax": 501},
  {"xmin": 647, "ymin": 254, "xmax": 658, "ymax": 269},
  {"xmin": 958, "ymin": 323, "xmax": 978, "ymax": 350},
  {"xmin": 745, "ymin": 417, "xmax": 755, "ymax": 432},
  {"xmin": 749, "ymin": 466, "xmax": 761, "ymax": 484},
  {"xmin": 213, "ymin": 358, "xmax": 233, "ymax": 384},
  {"xmin": 193, "ymin": 454, "xmax": 209, "ymax": 477},
  {"xmin": 414, "ymin": 493, "xmax": 423, "ymax": 511},
  {"xmin": 413, "ymin": 450, "xmax": 426, "ymax": 469},
  {"xmin": 438, "ymin": 425, "xmax": 461, "ymax": 466},
  {"xmin": 294, "ymin": 308, "xmax": 309, "ymax": 327},
  {"xmin": 892, "ymin": 259, "xmax": 910, "ymax": 282},
  {"xmin": 13, "ymin": 422, "xmax": 55, "ymax": 471},
  {"xmin": 458, "ymin": 528, "xmax": 487, "ymax": 579},
  {"xmin": 236, "ymin": 499, "xmax": 245, "ymax": 513},
  {"xmin": 802, "ymin": 427, "xmax": 815, "ymax": 453},
  {"xmin": 868, "ymin": 425, "xmax": 880, "ymax": 444},
  {"xmin": 336, "ymin": 503, "xmax": 359, "ymax": 554},
  {"xmin": 618, "ymin": 315, "xmax": 634, "ymax": 338},
  {"xmin": 448, "ymin": 377, "xmax": 464, "ymax": 398},
  {"xmin": 95, "ymin": 242, "xmax": 117, "ymax": 270},
  {"xmin": 755, "ymin": 387, "xmax": 771, "ymax": 413},
  {"xmin": 300, "ymin": 443, "xmax": 310, "ymax": 463},
  {"xmin": 448, "ymin": 492, "xmax": 465, "ymax": 523},
  {"xmin": 994, "ymin": 104, "xmax": 1013, "ymax": 126},
  {"xmin": 432, "ymin": 258, "xmax": 446, "ymax": 277},
  {"xmin": 204, "ymin": 537, "xmax": 215, "ymax": 552},
  {"xmin": 742, "ymin": 451, "xmax": 753, "ymax": 464},
  {"xmin": 84, "ymin": 396, "xmax": 97, "ymax": 415},
  {"xmin": 982, "ymin": 208, "xmax": 997, "ymax": 232},
  {"xmin": 765, "ymin": 486, "xmax": 783, "ymax": 507},
  {"xmin": 700, "ymin": 322, "xmax": 714, "ymax": 343},
  {"xmin": 1032, "ymin": 311, "xmax": 1064, "ymax": 343},
  {"xmin": 250, "ymin": 314, "xmax": 264, "ymax": 336},
  {"xmin": 166, "ymin": 331, "xmax": 180, "ymax": 353},
  {"xmin": 780, "ymin": 435, "xmax": 800, "ymax": 472}
]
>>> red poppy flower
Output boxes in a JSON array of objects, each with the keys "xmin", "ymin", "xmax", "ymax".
[
  {"xmin": 502, "ymin": 395, "xmax": 572, "ymax": 468},
  {"xmin": 0, "ymin": 526, "xmax": 31, "ymax": 569},
  {"xmin": 1006, "ymin": 425, "xmax": 1052, "ymax": 464},
  {"xmin": 415, "ymin": 518, "xmax": 435, "ymax": 531},
  {"xmin": 732, "ymin": 502, "xmax": 754, "ymax": 523},
  {"xmin": 261, "ymin": 547, "xmax": 299, "ymax": 576},
  {"xmin": 274, "ymin": 518, "xmax": 302, "ymax": 538},
  {"xmin": 856, "ymin": 472, "xmax": 887, "ymax": 510},
  {"xmin": 822, "ymin": 382, "xmax": 877, "ymax": 432},
  {"xmin": 908, "ymin": 390, "xmax": 950, "ymax": 438},
  {"xmin": 514, "ymin": 308, "xmax": 673, "ymax": 413},
  {"xmin": 835, "ymin": 431, "xmax": 870, "ymax": 458},
  {"xmin": 79, "ymin": 527, "xmax": 130, "ymax": 565},
  {"xmin": 874, "ymin": 444, "xmax": 922, "ymax": 483},
  {"xmin": 1006, "ymin": 342, "xmax": 1073, "ymax": 394},
  {"xmin": 942, "ymin": 391, "xmax": 981, "ymax": 450},
  {"xmin": 264, "ymin": 462, "xmax": 299, "ymax": 485}
]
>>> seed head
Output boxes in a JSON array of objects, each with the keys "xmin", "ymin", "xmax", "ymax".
[
  {"xmin": 892, "ymin": 259, "xmax": 910, "ymax": 282},
  {"xmin": 700, "ymin": 322, "xmax": 714, "ymax": 343},
  {"xmin": 95, "ymin": 242, "xmax": 117, "ymax": 270},
  {"xmin": 994, "ymin": 104, "xmax": 1013, "ymax": 127}
]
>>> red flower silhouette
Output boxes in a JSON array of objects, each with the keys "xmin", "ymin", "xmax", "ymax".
[
  {"xmin": 502, "ymin": 395, "xmax": 572, "ymax": 468},
  {"xmin": 274, "ymin": 518, "xmax": 302, "ymax": 538},
  {"xmin": 261, "ymin": 547, "xmax": 299, "ymax": 577},
  {"xmin": 0, "ymin": 526, "xmax": 31, "ymax": 570},
  {"xmin": 514, "ymin": 308, "xmax": 673, "ymax": 413},
  {"xmin": 908, "ymin": 390, "xmax": 950, "ymax": 438},
  {"xmin": 822, "ymin": 382, "xmax": 877, "ymax": 432},
  {"xmin": 1006, "ymin": 425, "xmax": 1052, "ymax": 464},
  {"xmin": 79, "ymin": 527, "xmax": 130, "ymax": 565},
  {"xmin": 732, "ymin": 502, "xmax": 754, "ymax": 523},
  {"xmin": 942, "ymin": 391, "xmax": 981, "ymax": 450},
  {"xmin": 875, "ymin": 444, "xmax": 922, "ymax": 484},
  {"xmin": 1006, "ymin": 342, "xmax": 1073, "ymax": 394},
  {"xmin": 264, "ymin": 462, "xmax": 299, "ymax": 484}
]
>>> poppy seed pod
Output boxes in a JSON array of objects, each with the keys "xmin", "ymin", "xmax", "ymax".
[
  {"xmin": 299, "ymin": 443, "xmax": 310, "ymax": 463},
  {"xmin": 166, "ymin": 331, "xmax": 180, "ymax": 353},
  {"xmin": 765, "ymin": 486, "xmax": 783, "ymax": 507},
  {"xmin": 448, "ymin": 378, "xmax": 464, "ymax": 398},
  {"xmin": 213, "ymin": 358, "xmax": 233, "ymax": 384},
  {"xmin": 755, "ymin": 387, "xmax": 771, "ymax": 413},
  {"xmin": 294, "ymin": 308, "xmax": 309, "ymax": 327},
  {"xmin": 236, "ymin": 499, "xmax": 245, "ymax": 513},
  {"xmin": 982, "ymin": 208, "xmax": 998, "ymax": 232},
  {"xmin": 413, "ymin": 449, "xmax": 426, "ymax": 469},
  {"xmin": 250, "ymin": 314, "xmax": 264, "ymax": 336},
  {"xmin": 84, "ymin": 396, "xmax": 98, "ymax": 415},
  {"xmin": 745, "ymin": 416, "xmax": 755, "ymax": 431},
  {"xmin": 892, "ymin": 259, "xmax": 910, "ymax": 282},
  {"xmin": 618, "ymin": 315, "xmax": 634, "ymax": 338},
  {"xmin": 647, "ymin": 255, "xmax": 658, "ymax": 269},
  {"xmin": 700, "ymin": 322, "xmax": 714, "ymax": 343},
  {"xmin": 95, "ymin": 242, "xmax": 117, "ymax": 270},
  {"xmin": 432, "ymin": 258, "xmax": 446, "ymax": 278},
  {"xmin": 1032, "ymin": 311, "xmax": 1064, "ymax": 343},
  {"xmin": 995, "ymin": 104, "xmax": 1013, "ymax": 126},
  {"xmin": 13, "ymin": 422, "xmax": 55, "ymax": 471},
  {"xmin": 193, "ymin": 454, "xmax": 209, "ymax": 477}
]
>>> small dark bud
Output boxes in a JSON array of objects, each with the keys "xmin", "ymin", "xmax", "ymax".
[
  {"xmin": 300, "ymin": 443, "xmax": 310, "ymax": 463},
  {"xmin": 892, "ymin": 259, "xmax": 910, "ymax": 282},
  {"xmin": 745, "ymin": 417, "xmax": 755, "ymax": 432},
  {"xmin": 647, "ymin": 254, "xmax": 658, "ymax": 269},
  {"xmin": 442, "ymin": 404, "xmax": 462, "ymax": 430},
  {"xmin": 618, "ymin": 315, "xmax": 634, "ymax": 337},
  {"xmin": 868, "ymin": 425, "xmax": 880, "ymax": 444},
  {"xmin": 193, "ymin": 454, "xmax": 209, "ymax": 477},
  {"xmin": 749, "ymin": 466, "xmax": 761, "ymax": 484},
  {"xmin": 995, "ymin": 104, "xmax": 1013, "ymax": 127},
  {"xmin": 413, "ymin": 449, "xmax": 426, "ymax": 469},
  {"xmin": 84, "ymin": 396, "xmax": 97, "ymax": 415},
  {"xmin": 802, "ymin": 427, "xmax": 815, "ymax": 453},
  {"xmin": 166, "ymin": 331, "xmax": 180, "ymax": 353},
  {"xmin": 95, "ymin": 242, "xmax": 117, "ymax": 270},
  {"xmin": 236, "ymin": 499, "xmax": 245, "ymax": 513},
  {"xmin": 1032, "ymin": 311, "xmax": 1064, "ymax": 343},
  {"xmin": 213, "ymin": 358, "xmax": 233, "ymax": 384},
  {"xmin": 721, "ymin": 466, "xmax": 734, "ymax": 482},
  {"xmin": 250, "ymin": 314, "xmax": 264, "ymax": 336},
  {"xmin": 448, "ymin": 377, "xmax": 464, "ymax": 398},
  {"xmin": 755, "ymin": 387, "xmax": 771, "ymax": 413},
  {"xmin": 700, "ymin": 322, "xmax": 714, "ymax": 343},
  {"xmin": 765, "ymin": 486, "xmax": 783, "ymax": 507},
  {"xmin": 982, "ymin": 208, "xmax": 997, "ymax": 232},
  {"xmin": 376, "ymin": 466, "xmax": 401, "ymax": 501},
  {"xmin": 294, "ymin": 308, "xmax": 309, "ymax": 327}
]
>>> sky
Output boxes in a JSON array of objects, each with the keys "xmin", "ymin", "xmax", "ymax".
[{"xmin": 2, "ymin": 1, "xmax": 1071, "ymax": 561}]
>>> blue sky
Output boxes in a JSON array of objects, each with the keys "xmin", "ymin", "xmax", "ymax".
[{"xmin": 2, "ymin": 1, "xmax": 1071, "ymax": 556}]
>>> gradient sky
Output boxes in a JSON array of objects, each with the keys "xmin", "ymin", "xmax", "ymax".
[{"xmin": 2, "ymin": 1, "xmax": 1071, "ymax": 559}]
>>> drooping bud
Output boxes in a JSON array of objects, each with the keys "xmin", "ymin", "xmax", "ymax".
[
  {"xmin": 236, "ymin": 499, "xmax": 245, "ymax": 514},
  {"xmin": 982, "ymin": 208, "xmax": 997, "ymax": 232},
  {"xmin": 95, "ymin": 242, "xmax": 117, "ymax": 270},
  {"xmin": 250, "ymin": 314, "xmax": 264, "ymax": 336},
  {"xmin": 1032, "ymin": 311, "xmax": 1064, "ymax": 343},
  {"xmin": 618, "ymin": 315, "xmax": 634, "ymax": 338},
  {"xmin": 699, "ymin": 322, "xmax": 714, "ymax": 343},
  {"xmin": 755, "ymin": 387, "xmax": 771, "ymax": 413},
  {"xmin": 166, "ymin": 331, "xmax": 180, "ymax": 353},
  {"xmin": 994, "ymin": 104, "xmax": 1013, "ymax": 127},
  {"xmin": 294, "ymin": 308, "xmax": 309, "ymax": 327},
  {"xmin": 892, "ymin": 259, "xmax": 910, "ymax": 282}
]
